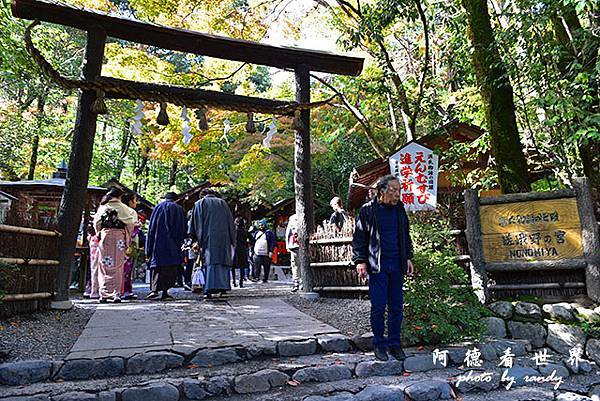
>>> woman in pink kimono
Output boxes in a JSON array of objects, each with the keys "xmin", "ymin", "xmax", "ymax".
[{"xmin": 93, "ymin": 188, "xmax": 137, "ymax": 303}]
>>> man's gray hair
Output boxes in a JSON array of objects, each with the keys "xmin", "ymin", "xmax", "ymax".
[{"xmin": 375, "ymin": 174, "xmax": 399, "ymax": 194}]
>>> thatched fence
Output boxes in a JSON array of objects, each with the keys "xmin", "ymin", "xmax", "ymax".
[
  {"xmin": 0, "ymin": 212, "xmax": 60, "ymax": 317},
  {"xmin": 308, "ymin": 217, "xmax": 366, "ymax": 298},
  {"xmin": 309, "ymin": 217, "xmax": 472, "ymax": 298}
]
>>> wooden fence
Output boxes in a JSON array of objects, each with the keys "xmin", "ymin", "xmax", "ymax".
[
  {"xmin": 309, "ymin": 217, "xmax": 472, "ymax": 298},
  {"xmin": 309, "ymin": 217, "xmax": 361, "ymax": 297},
  {"xmin": 0, "ymin": 212, "xmax": 60, "ymax": 318}
]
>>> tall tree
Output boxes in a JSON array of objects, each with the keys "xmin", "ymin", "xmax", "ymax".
[
  {"xmin": 550, "ymin": 3, "xmax": 599, "ymax": 188},
  {"xmin": 461, "ymin": 0, "xmax": 531, "ymax": 193}
]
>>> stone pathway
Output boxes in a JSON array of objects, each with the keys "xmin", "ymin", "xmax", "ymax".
[{"xmin": 67, "ymin": 295, "xmax": 340, "ymax": 361}]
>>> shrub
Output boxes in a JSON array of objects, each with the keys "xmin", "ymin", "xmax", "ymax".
[{"xmin": 402, "ymin": 249, "xmax": 488, "ymax": 346}]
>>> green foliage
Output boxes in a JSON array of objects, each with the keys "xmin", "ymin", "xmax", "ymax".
[
  {"xmin": 403, "ymin": 249, "xmax": 487, "ymax": 345},
  {"xmin": 579, "ymin": 321, "xmax": 600, "ymax": 339}
]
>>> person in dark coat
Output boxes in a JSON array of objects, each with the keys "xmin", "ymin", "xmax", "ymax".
[
  {"xmin": 145, "ymin": 192, "xmax": 187, "ymax": 301},
  {"xmin": 232, "ymin": 217, "xmax": 251, "ymax": 288},
  {"xmin": 188, "ymin": 188, "xmax": 236, "ymax": 299},
  {"xmin": 352, "ymin": 175, "xmax": 415, "ymax": 362}
]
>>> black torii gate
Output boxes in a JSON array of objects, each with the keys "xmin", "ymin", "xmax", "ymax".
[{"xmin": 11, "ymin": 0, "xmax": 364, "ymax": 305}]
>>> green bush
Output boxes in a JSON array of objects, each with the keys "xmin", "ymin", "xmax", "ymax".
[
  {"xmin": 402, "ymin": 249, "xmax": 488, "ymax": 346},
  {"xmin": 578, "ymin": 321, "xmax": 600, "ymax": 339}
]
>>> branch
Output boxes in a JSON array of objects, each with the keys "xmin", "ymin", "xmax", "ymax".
[
  {"xmin": 311, "ymin": 73, "xmax": 387, "ymax": 158},
  {"xmin": 409, "ymin": 0, "xmax": 431, "ymax": 131}
]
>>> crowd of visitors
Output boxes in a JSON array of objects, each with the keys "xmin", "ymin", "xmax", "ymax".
[{"xmin": 83, "ymin": 187, "xmax": 307, "ymax": 303}]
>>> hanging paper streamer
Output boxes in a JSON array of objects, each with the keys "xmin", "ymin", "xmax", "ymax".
[
  {"xmin": 131, "ymin": 100, "xmax": 144, "ymax": 136},
  {"xmin": 262, "ymin": 117, "xmax": 277, "ymax": 148},
  {"xmin": 221, "ymin": 118, "xmax": 231, "ymax": 146},
  {"xmin": 181, "ymin": 106, "xmax": 193, "ymax": 145}
]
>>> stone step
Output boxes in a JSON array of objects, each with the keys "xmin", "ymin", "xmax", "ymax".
[
  {"xmin": 2, "ymin": 343, "xmax": 600, "ymax": 401},
  {"xmin": 0, "ymin": 332, "xmax": 356, "ymax": 387}
]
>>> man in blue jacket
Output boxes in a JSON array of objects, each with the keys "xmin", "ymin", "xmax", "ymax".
[
  {"xmin": 352, "ymin": 175, "xmax": 415, "ymax": 361},
  {"xmin": 145, "ymin": 192, "xmax": 187, "ymax": 301}
]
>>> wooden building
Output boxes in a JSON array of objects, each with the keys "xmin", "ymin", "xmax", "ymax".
[{"xmin": 0, "ymin": 162, "xmax": 106, "ymax": 227}]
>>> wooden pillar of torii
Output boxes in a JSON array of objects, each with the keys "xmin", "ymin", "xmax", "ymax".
[{"xmin": 12, "ymin": 0, "xmax": 363, "ymax": 304}]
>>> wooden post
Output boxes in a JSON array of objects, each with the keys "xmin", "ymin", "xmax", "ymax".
[
  {"xmin": 294, "ymin": 64, "xmax": 315, "ymax": 295},
  {"xmin": 572, "ymin": 177, "xmax": 600, "ymax": 302},
  {"xmin": 54, "ymin": 27, "xmax": 106, "ymax": 305},
  {"xmin": 463, "ymin": 189, "xmax": 489, "ymax": 303}
]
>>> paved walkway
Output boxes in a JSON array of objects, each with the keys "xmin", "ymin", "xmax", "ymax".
[{"xmin": 67, "ymin": 283, "xmax": 339, "ymax": 361}]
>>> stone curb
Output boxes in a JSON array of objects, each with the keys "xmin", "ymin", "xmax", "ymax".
[
  {"xmin": 3, "ymin": 343, "xmax": 598, "ymax": 401},
  {"xmin": 0, "ymin": 334, "xmax": 362, "ymax": 386}
]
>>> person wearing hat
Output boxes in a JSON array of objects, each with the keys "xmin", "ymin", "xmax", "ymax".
[
  {"xmin": 251, "ymin": 219, "xmax": 275, "ymax": 283},
  {"xmin": 188, "ymin": 188, "xmax": 236, "ymax": 299},
  {"xmin": 145, "ymin": 192, "xmax": 187, "ymax": 300}
]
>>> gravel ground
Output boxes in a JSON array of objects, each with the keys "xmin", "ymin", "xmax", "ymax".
[
  {"xmin": 285, "ymin": 296, "xmax": 371, "ymax": 336},
  {"xmin": 0, "ymin": 305, "xmax": 95, "ymax": 362}
]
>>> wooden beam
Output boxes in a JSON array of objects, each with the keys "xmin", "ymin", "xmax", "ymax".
[
  {"xmin": 55, "ymin": 27, "xmax": 106, "ymax": 302},
  {"xmin": 486, "ymin": 259, "xmax": 587, "ymax": 271},
  {"xmin": 101, "ymin": 77, "xmax": 297, "ymax": 115},
  {"xmin": 1, "ymin": 292, "xmax": 52, "ymax": 301},
  {"xmin": 0, "ymin": 224, "xmax": 61, "ymax": 237},
  {"xmin": 573, "ymin": 177, "xmax": 600, "ymax": 302},
  {"xmin": 0, "ymin": 257, "xmax": 59, "ymax": 265},
  {"xmin": 464, "ymin": 189, "xmax": 489, "ymax": 302},
  {"xmin": 12, "ymin": 0, "xmax": 364, "ymax": 76},
  {"xmin": 489, "ymin": 283, "xmax": 585, "ymax": 290},
  {"xmin": 479, "ymin": 189, "xmax": 575, "ymax": 205}
]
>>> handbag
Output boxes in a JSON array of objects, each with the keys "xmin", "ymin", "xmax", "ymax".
[{"xmin": 192, "ymin": 268, "xmax": 205, "ymax": 286}]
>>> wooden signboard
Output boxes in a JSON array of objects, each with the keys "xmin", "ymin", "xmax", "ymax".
[
  {"xmin": 480, "ymin": 198, "xmax": 584, "ymax": 263},
  {"xmin": 463, "ymin": 178, "xmax": 600, "ymax": 303}
]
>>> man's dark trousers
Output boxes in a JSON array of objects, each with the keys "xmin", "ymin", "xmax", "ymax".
[
  {"xmin": 253, "ymin": 255, "xmax": 271, "ymax": 282},
  {"xmin": 369, "ymin": 259, "xmax": 404, "ymax": 350}
]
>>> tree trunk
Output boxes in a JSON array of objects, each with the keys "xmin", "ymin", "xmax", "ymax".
[
  {"xmin": 462, "ymin": 0, "xmax": 531, "ymax": 193},
  {"xmin": 28, "ymin": 94, "xmax": 46, "ymax": 180},
  {"xmin": 552, "ymin": 8, "xmax": 600, "ymax": 190},
  {"xmin": 27, "ymin": 135, "xmax": 39, "ymax": 180},
  {"xmin": 295, "ymin": 64, "xmax": 315, "ymax": 294},
  {"xmin": 55, "ymin": 28, "xmax": 106, "ymax": 302},
  {"xmin": 115, "ymin": 125, "xmax": 130, "ymax": 180},
  {"xmin": 168, "ymin": 160, "xmax": 178, "ymax": 188},
  {"xmin": 133, "ymin": 154, "xmax": 148, "ymax": 193}
]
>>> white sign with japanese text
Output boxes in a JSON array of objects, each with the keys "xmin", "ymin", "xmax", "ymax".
[{"xmin": 389, "ymin": 141, "xmax": 439, "ymax": 212}]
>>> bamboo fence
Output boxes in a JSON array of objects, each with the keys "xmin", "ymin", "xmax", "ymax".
[
  {"xmin": 309, "ymin": 217, "xmax": 365, "ymax": 298},
  {"xmin": 0, "ymin": 211, "xmax": 59, "ymax": 317}
]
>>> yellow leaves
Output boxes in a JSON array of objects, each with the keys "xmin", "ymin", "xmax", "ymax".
[{"xmin": 103, "ymin": 44, "xmax": 176, "ymax": 85}]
